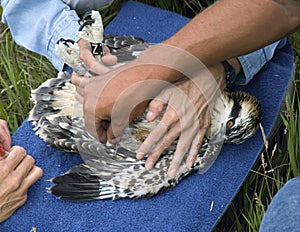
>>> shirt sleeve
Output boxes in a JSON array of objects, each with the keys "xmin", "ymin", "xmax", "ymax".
[
  {"xmin": 236, "ymin": 38, "xmax": 287, "ymax": 85},
  {"xmin": 61, "ymin": 0, "xmax": 114, "ymax": 15},
  {"xmin": 1, "ymin": 0, "xmax": 81, "ymax": 70}
]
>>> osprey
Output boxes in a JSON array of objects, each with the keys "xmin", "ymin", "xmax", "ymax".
[{"xmin": 28, "ymin": 11, "xmax": 262, "ymax": 201}]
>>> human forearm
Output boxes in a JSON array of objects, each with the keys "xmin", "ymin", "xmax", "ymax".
[
  {"xmin": 125, "ymin": 0, "xmax": 299, "ymax": 85},
  {"xmin": 164, "ymin": 0, "xmax": 300, "ymax": 67}
]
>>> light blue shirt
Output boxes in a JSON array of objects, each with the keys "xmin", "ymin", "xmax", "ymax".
[
  {"xmin": 1, "ymin": 0, "xmax": 287, "ymax": 84},
  {"xmin": 237, "ymin": 38, "xmax": 287, "ymax": 85},
  {"xmin": 1, "ymin": 0, "xmax": 81, "ymax": 70}
]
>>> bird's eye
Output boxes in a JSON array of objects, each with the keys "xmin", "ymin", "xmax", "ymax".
[{"xmin": 227, "ymin": 120, "xmax": 234, "ymax": 128}]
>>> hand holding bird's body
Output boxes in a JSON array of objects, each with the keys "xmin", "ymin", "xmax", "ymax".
[
  {"xmin": 29, "ymin": 11, "xmax": 262, "ymax": 201},
  {"xmin": 29, "ymin": 67, "xmax": 261, "ymax": 200}
]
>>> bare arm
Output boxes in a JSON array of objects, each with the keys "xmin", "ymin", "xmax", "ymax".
[
  {"xmin": 90, "ymin": 0, "xmax": 300, "ymax": 86},
  {"xmin": 164, "ymin": 0, "xmax": 300, "ymax": 67},
  {"xmin": 73, "ymin": 0, "xmax": 300, "ymax": 142},
  {"xmin": 72, "ymin": 0, "xmax": 300, "ymax": 177}
]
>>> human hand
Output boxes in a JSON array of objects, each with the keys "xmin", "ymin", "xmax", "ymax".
[
  {"xmin": 0, "ymin": 120, "xmax": 12, "ymax": 151},
  {"xmin": 0, "ymin": 146, "xmax": 43, "ymax": 223},
  {"xmin": 71, "ymin": 43, "xmax": 208, "ymax": 143},
  {"xmin": 136, "ymin": 63, "xmax": 227, "ymax": 178},
  {"xmin": 71, "ymin": 63, "xmax": 164, "ymax": 143},
  {"xmin": 77, "ymin": 39, "xmax": 117, "ymax": 75}
]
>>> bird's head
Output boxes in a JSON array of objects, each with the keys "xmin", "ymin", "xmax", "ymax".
[{"xmin": 208, "ymin": 91, "xmax": 262, "ymax": 144}]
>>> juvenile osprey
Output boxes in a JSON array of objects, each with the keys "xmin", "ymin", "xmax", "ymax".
[{"xmin": 28, "ymin": 11, "xmax": 262, "ymax": 201}]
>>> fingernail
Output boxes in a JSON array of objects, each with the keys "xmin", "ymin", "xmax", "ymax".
[
  {"xmin": 145, "ymin": 161, "xmax": 154, "ymax": 170},
  {"xmin": 110, "ymin": 137, "xmax": 119, "ymax": 144},
  {"xmin": 186, "ymin": 160, "xmax": 193, "ymax": 170},
  {"xmin": 136, "ymin": 151, "xmax": 145, "ymax": 160},
  {"xmin": 168, "ymin": 169, "xmax": 176, "ymax": 179},
  {"xmin": 146, "ymin": 111, "xmax": 155, "ymax": 121}
]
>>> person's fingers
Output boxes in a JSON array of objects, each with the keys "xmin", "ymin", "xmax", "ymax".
[
  {"xmin": 79, "ymin": 46, "xmax": 111, "ymax": 75},
  {"xmin": 0, "ymin": 155, "xmax": 34, "ymax": 198},
  {"xmin": 106, "ymin": 100, "xmax": 148, "ymax": 143},
  {"xmin": 167, "ymin": 125, "xmax": 198, "ymax": 178},
  {"xmin": 144, "ymin": 126, "xmax": 180, "ymax": 170},
  {"xmin": 0, "ymin": 120, "xmax": 11, "ymax": 150},
  {"xmin": 136, "ymin": 121, "xmax": 168, "ymax": 159},
  {"xmin": 0, "ymin": 160, "xmax": 42, "ymax": 222},
  {"xmin": 71, "ymin": 74, "xmax": 91, "ymax": 104},
  {"xmin": 101, "ymin": 47, "xmax": 118, "ymax": 66},
  {"xmin": 0, "ymin": 166, "xmax": 41, "ymax": 222},
  {"xmin": 84, "ymin": 109, "xmax": 100, "ymax": 140},
  {"xmin": 106, "ymin": 120, "xmax": 126, "ymax": 144},
  {"xmin": 147, "ymin": 99, "xmax": 166, "ymax": 122},
  {"xmin": 167, "ymin": 108, "xmax": 211, "ymax": 178},
  {"xmin": 11, "ymin": 155, "xmax": 35, "ymax": 185},
  {"xmin": 89, "ymin": 60, "xmax": 111, "ymax": 75},
  {"xmin": 146, "ymin": 85, "xmax": 174, "ymax": 122},
  {"xmin": 82, "ymin": 76, "xmax": 107, "ymax": 141},
  {"xmin": 83, "ymin": 94, "xmax": 110, "ymax": 143},
  {"xmin": 185, "ymin": 130, "xmax": 205, "ymax": 170},
  {"xmin": 186, "ymin": 110, "xmax": 211, "ymax": 168},
  {"xmin": 0, "ymin": 195, "xmax": 27, "ymax": 223},
  {"xmin": 0, "ymin": 120, "xmax": 10, "ymax": 138},
  {"xmin": 78, "ymin": 42, "xmax": 116, "ymax": 75},
  {"xmin": 2, "ymin": 146, "xmax": 27, "ymax": 174},
  {"xmin": 75, "ymin": 85, "xmax": 84, "ymax": 99},
  {"xmin": 79, "ymin": 45, "xmax": 97, "ymax": 68},
  {"xmin": 137, "ymin": 105, "xmax": 178, "ymax": 159},
  {"xmin": 15, "ymin": 166, "xmax": 43, "ymax": 196},
  {"xmin": 71, "ymin": 73, "xmax": 90, "ymax": 87},
  {"xmin": 74, "ymin": 90, "xmax": 84, "ymax": 104},
  {"xmin": 101, "ymin": 54, "xmax": 117, "ymax": 66}
]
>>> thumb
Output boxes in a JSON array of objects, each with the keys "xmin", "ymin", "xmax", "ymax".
[{"xmin": 107, "ymin": 101, "xmax": 148, "ymax": 143}]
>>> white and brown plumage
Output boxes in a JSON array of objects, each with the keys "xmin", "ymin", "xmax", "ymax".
[
  {"xmin": 28, "ymin": 35, "xmax": 261, "ymax": 201},
  {"xmin": 29, "ymin": 12, "xmax": 262, "ymax": 201}
]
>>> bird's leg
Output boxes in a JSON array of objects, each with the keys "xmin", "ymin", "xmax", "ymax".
[
  {"xmin": 78, "ymin": 10, "xmax": 104, "ymax": 61},
  {"xmin": 55, "ymin": 39, "xmax": 88, "ymax": 76},
  {"xmin": 55, "ymin": 11, "xmax": 105, "ymax": 76}
]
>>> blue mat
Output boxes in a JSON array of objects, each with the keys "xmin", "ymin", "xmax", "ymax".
[{"xmin": 1, "ymin": 2, "xmax": 294, "ymax": 231}]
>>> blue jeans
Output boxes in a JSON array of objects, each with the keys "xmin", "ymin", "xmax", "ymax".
[{"xmin": 259, "ymin": 177, "xmax": 300, "ymax": 232}]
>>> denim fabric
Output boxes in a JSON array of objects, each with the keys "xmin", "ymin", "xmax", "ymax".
[
  {"xmin": 237, "ymin": 38, "xmax": 287, "ymax": 85},
  {"xmin": 0, "ymin": 0, "xmax": 287, "ymax": 78},
  {"xmin": 260, "ymin": 177, "xmax": 300, "ymax": 232},
  {"xmin": 62, "ymin": 0, "xmax": 113, "ymax": 14},
  {"xmin": 1, "ymin": 0, "xmax": 111, "ymax": 70}
]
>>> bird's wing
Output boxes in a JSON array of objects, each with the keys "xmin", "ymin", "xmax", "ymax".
[{"xmin": 49, "ymin": 139, "xmax": 222, "ymax": 201}]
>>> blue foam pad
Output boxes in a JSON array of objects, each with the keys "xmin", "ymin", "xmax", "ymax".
[{"xmin": 1, "ymin": 2, "xmax": 294, "ymax": 231}]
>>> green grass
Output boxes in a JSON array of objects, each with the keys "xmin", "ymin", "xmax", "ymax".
[
  {"xmin": 0, "ymin": 1, "xmax": 299, "ymax": 230},
  {"xmin": 0, "ymin": 23, "xmax": 56, "ymax": 131}
]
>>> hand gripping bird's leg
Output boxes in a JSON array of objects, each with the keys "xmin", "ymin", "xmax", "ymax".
[{"xmin": 55, "ymin": 11, "xmax": 108, "ymax": 76}]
